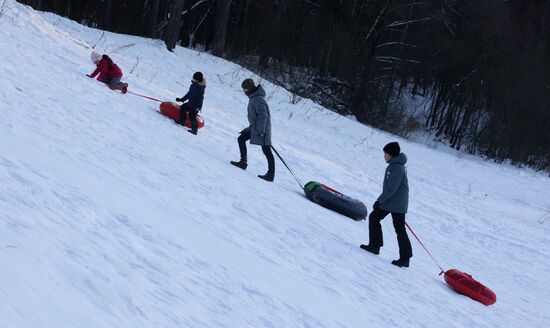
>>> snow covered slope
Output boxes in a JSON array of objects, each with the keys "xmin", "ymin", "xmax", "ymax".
[{"xmin": 1, "ymin": 1, "xmax": 549, "ymax": 327}]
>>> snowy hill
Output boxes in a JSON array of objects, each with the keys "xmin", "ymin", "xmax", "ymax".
[{"xmin": 1, "ymin": 1, "xmax": 549, "ymax": 327}]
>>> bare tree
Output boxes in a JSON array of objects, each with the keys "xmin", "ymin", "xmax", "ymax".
[
  {"xmin": 100, "ymin": 0, "xmax": 112, "ymax": 29},
  {"xmin": 17, "ymin": 0, "xmax": 550, "ymax": 171},
  {"xmin": 210, "ymin": 0, "xmax": 231, "ymax": 56},
  {"xmin": 146, "ymin": 0, "xmax": 161, "ymax": 38},
  {"xmin": 163, "ymin": 0, "xmax": 186, "ymax": 51}
]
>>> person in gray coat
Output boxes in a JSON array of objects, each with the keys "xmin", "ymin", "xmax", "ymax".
[
  {"xmin": 230, "ymin": 79, "xmax": 275, "ymax": 182},
  {"xmin": 360, "ymin": 142, "xmax": 413, "ymax": 267}
]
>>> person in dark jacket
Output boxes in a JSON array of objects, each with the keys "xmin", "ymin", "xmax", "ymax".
[
  {"xmin": 230, "ymin": 79, "xmax": 275, "ymax": 182},
  {"xmin": 361, "ymin": 142, "xmax": 413, "ymax": 267},
  {"xmin": 176, "ymin": 72, "xmax": 206, "ymax": 135},
  {"xmin": 87, "ymin": 51, "xmax": 128, "ymax": 93}
]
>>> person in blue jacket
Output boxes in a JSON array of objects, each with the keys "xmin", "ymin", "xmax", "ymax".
[
  {"xmin": 230, "ymin": 79, "xmax": 275, "ymax": 182},
  {"xmin": 176, "ymin": 72, "xmax": 206, "ymax": 135},
  {"xmin": 361, "ymin": 142, "xmax": 413, "ymax": 267}
]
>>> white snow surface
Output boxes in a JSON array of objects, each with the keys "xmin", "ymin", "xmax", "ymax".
[{"xmin": 1, "ymin": 2, "xmax": 549, "ymax": 327}]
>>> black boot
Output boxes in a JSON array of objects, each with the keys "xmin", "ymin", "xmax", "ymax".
[
  {"xmin": 258, "ymin": 172, "xmax": 274, "ymax": 182},
  {"xmin": 177, "ymin": 107, "xmax": 188, "ymax": 126},
  {"xmin": 391, "ymin": 259, "xmax": 410, "ymax": 268},
  {"xmin": 190, "ymin": 116, "xmax": 198, "ymax": 135},
  {"xmin": 230, "ymin": 160, "xmax": 248, "ymax": 170},
  {"xmin": 360, "ymin": 244, "xmax": 379, "ymax": 255},
  {"xmin": 187, "ymin": 129, "xmax": 197, "ymax": 135}
]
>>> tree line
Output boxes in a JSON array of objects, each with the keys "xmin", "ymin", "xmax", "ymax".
[{"xmin": 18, "ymin": 0, "xmax": 550, "ymax": 172}]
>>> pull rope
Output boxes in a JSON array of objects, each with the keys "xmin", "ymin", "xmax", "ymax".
[
  {"xmin": 126, "ymin": 90, "xmax": 162, "ymax": 103},
  {"xmin": 105, "ymin": 83, "xmax": 163, "ymax": 103},
  {"xmin": 271, "ymin": 146, "xmax": 304, "ymax": 189},
  {"xmin": 405, "ymin": 222, "xmax": 446, "ymax": 275}
]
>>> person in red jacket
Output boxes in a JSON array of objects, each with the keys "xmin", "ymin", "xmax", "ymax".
[{"xmin": 87, "ymin": 51, "xmax": 128, "ymax": 93}]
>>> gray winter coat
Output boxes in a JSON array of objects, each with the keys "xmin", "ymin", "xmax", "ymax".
[
  {"xmin": 377, "ymin": 153, "xmax": 409, "ymax": 213},
  {"xmin": 246, "ymin": 85, "xmax": 272, "ymax": 146}
]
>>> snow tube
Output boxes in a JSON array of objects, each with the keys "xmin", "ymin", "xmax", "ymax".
[
  {"xmin": 443, "ymin": 269, "xmax": 496, "ymax": 305},
  {"xmin": 159, "ymin": 102, "xmax": 205, "ymax": 129},
  {"xmin": 304, "ymin": 181, "xmax": 368, "ymax": 221}
]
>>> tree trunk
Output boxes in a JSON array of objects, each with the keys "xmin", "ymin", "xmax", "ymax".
[
  {"xmin": 320, "ymin": 21, "xmax": 336, "ymax": 77},
  {"xmin": 100, "ymin": 0, "xmax": 113, "ymax": 30},
  {"xmin": 146, "ymin": 0, "xmax": 161, "ymax": 38},
  {"xmin": 210, "ymin": 0, "xmax": 232, "ymax": 56},
  {"xmin": 164, "ymin": 0, "xmax": 186, "ymax": 51}
]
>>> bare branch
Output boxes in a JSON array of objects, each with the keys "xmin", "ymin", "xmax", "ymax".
[
  {"xmin": 0, "ymin": 0, "xmax": 11, "ymax": 20},
  {"xmin": 92, "ymin": 31, "xmax": 105, "ymax": 49},
  {"xmin": 375, "ymin": 41, "xmax": 420, "ymax": 49},
  {"xmin": 375, "ymin": 56, "xmax": 421, "ymax": 64},
  {"xmin": 181, "ymin": 0, "xmax": 209, "ymax": 16},
  {"xmin": 111, "ymin": 43, "xmax": 137, "ymax": 54},
  {"xmin": 302, "ymin": 0, "xmax": 321, "ymax": 8},
  {"xmin": 359, "ymin": 0, "xmax": 391, "ymax": 50},
  {"xmin": 385, "ymin": 17, "xmax": 431, "ymax": 28}
]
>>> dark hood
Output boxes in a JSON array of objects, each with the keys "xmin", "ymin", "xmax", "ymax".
[
  {"xmin": 248, "ymin": 84, "xmax": 266, "ymax": 98},
  {"xmin": 390, "ymin": 153, "xmax": 407, "ymax": 165}
]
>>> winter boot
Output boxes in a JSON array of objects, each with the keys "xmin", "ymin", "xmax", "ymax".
[
  {"xmin": 230, "ymin": 160, "xmax": 248, "ymax": 170},
  {"xmin": 190, "ymin": 117, "xmax": 198, "ymax": 135},
  {"xmin": 360, "ymin": 244, "xmax": 379, "ymax": 255},
  {"xmin": 391, "ymin": 259, "xmax": 409, "ymax": 268},
  {"xmin": 258, "ymin": 172, "xmax": 274, "ymax": 182},
  {"xmin": 187, "ymin": 129, "xmax": 197, "ymax": 135}
]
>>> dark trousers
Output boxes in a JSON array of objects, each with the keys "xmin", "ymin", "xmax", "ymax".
[
  {"xmin": 180, "ymin": 103, "xmax": 198, "ymax": 132},
  {"xmin": 102, "ymin": 76, "xmax": 124, "ymax": 89},
  {"xmin": 369, "ymin": 208, "xmax": 413, "ymax": 260},
  {"xmin": 238, "ymin": 129, "xmax": 275, "ymax": 174}
]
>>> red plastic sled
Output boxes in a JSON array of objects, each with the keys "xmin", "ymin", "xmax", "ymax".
[
  {"xmin": 159, "ymin": 102, "xmax": 205, "ymax": 129},
  {"xmin": 443, "ymin": 269, "xmax": 496, "ymax": 305}
]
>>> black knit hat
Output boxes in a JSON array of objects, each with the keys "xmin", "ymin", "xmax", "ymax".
[
  {"xmin": 192, "ymin": 71, "xmax": 203, "ymax": 82},
  {"xmin": 241, "ymin": 78, "xmax": 255, "ymax": 91},
  {"xmin": 383, "ymin": 142, "xmax": 401, "ymax": 157}
]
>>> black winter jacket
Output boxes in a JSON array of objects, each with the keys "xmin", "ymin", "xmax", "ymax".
[{"xmin": 180, "ymin": 80, "xmax": 206, "ymax": 110}]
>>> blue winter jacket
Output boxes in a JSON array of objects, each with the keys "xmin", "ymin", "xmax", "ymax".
[
  {"xmin": 246, "ymin": 85, "xmax": 272, "ymax": 146},
  {"xmin": 377, "ymin": 153, "xmax": 409, "ymax": 213}
]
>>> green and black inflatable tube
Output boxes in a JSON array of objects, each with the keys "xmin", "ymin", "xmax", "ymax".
[{"xmin": 304, "ymin": 181, "xmax": 368, "ymax": 221}]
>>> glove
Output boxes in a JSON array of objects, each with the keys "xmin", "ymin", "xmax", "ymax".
[
  {"xmin": 176, "ymin": 98, "xmax": 182, "ymax": 102},
  {"xmin": 373, "ymin": 201, "xmax": 380, "ymax": 210}
]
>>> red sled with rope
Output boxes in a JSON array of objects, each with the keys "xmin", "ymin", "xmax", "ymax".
[
  {"xmin": 159, "ymin": 102, "xmax": 205, "ymax": 129},
  {"xmin": 405, "ymin": 223, "xmax": 497, "ymax": 306},
  {"xmin": 442, "ymin": 269, "xmax": 496, "ymax": 305}
]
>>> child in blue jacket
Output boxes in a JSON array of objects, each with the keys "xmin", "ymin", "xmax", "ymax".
[{"xmin": 176, "ymin": 72, "xmax": 206, "ymax": 135}]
